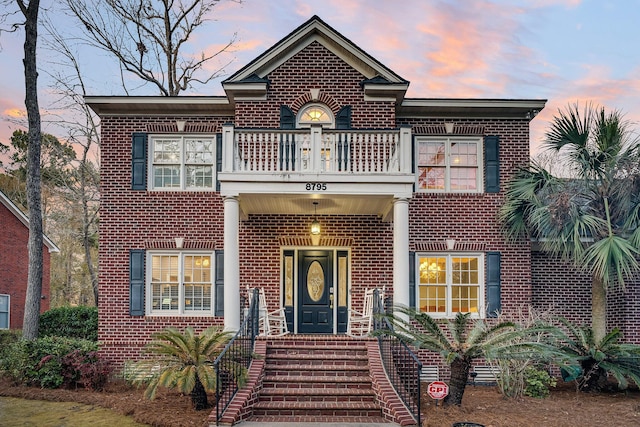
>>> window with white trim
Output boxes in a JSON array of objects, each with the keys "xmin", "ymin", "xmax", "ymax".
[
  {"xmin": 416, "ymin": 137, "xmax": 483, "ymax": 192},
  {"xmin": 0, "ymin": 294, "xmax": 9, "ymax": 329},
  {"xmin": 150, "ymin": 135, "xmax": 215, "ymax": 190},
  {"xmin": 147, "ymin": 252, "xmax": 213, "ymax": 315},
  {"xmin": 297, "ymin": 103, "xmax": 334, "ymax": 128},
  {"xmin": 417, "ymin": 253, "xmax": 484, "ymax": 318}
]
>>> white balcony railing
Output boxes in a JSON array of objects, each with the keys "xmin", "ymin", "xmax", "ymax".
[{"xmin": 222, "ymin": 125, "xmax": 412, "ymax": 175}]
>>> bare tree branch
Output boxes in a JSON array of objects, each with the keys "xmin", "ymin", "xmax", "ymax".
[{"xmin": 65, "ymin": 0, "xmax": 240, "ymax": 96}]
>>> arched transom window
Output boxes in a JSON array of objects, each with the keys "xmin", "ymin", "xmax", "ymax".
[{"xmin": 297, "ymin": 103, "xmax": 334, "ymax": 128}]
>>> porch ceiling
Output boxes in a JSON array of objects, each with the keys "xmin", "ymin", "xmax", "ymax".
[{"xmin": 238, "ymin": 193, "xmax": 394, "ymax": 218}]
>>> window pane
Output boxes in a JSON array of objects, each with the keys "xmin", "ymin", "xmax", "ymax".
[
  {"xmin": 419, "ymin": 285, "xmax": 446, "ymax": 313},
  {"xmin": 419, "ymin": 141, "xmax": 445, "ymax": 166},
  {"xmin": 418, "ymin": 166, "xmax": 445, "ymax": 190},
  {"xmin": 153, "ymin": 139, "xmax": 181, "ymax": 163},
  {"xmin": 185, "ymin": 139, "xmax": 213, "ymax": 164},
  {"xmin": 419, "ymin": 257, "xmax": 446, "ymax": 284},
  {"xmin": 452, "ymin": 257, "xmax": 479, "ymax": 285},
  {"xmin": 184, "ymin": 284, "xmax": 211, "ymax": 311},
  {"xmin": 452, "ymin": 286, "xmax": 479, "ymax": 313},
  {"xmin": 450, "ymin": 168, "xmax": 477, "ymax": 191},
  {"xmin": 152, "ymin": 283, "xmax": 179, "ymax": 310},
  {"xmin": 0, "ymin": 295, "xmax": 8, "ymax": 329},
  {"xmin": 151, "ymin": 255, "xmax": 179, "ymax": 311},
  {"xmin": 183, "ymin": 255, "xmax": 212, "ymax": 311},
  {"xmin": 153, "ymin": 166, "xmax": 181, "ymax": 188},
  {"xmin": 185, "ymin": 166, "xmax": 213, "ymax": 188},
  {"xmin": 450, "ymin": 142, "xmax": 477, "ymax": 166}
]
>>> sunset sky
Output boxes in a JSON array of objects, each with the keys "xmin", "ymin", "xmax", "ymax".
[{"xmin": 1, "ymin": 0, "xmax": 639, "ymax": 157}]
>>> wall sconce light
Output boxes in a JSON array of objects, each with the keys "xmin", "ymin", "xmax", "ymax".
[{"xmin": 310, "ymin": 202, "xmax": 321, "ymax": 235}]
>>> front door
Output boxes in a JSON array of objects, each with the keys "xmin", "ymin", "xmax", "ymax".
[{"xmin": 298, "ymin": 250, "xmax": 333, "ymax": 333}]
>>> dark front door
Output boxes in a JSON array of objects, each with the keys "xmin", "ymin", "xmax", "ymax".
[{"xmin": 298, "ymin": 250, "xmax": 333, "ymax": 334}]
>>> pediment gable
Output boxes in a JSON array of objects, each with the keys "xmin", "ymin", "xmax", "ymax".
[{"xmin": 222, "ymin": 15, "xmax": 409, "ymax": 103}]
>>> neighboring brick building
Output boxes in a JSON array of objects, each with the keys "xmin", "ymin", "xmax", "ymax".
[
  {"xmin": 0, "ymin": 190, "xmax": 59, "ymax": 329},
  {"xmin": 86, "ymin": 16, "xmax": 638, "ymax": 368}
]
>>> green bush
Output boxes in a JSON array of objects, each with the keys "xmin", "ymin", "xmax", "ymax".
[
  {"xmin": 39, "ymin": 306, "xmax": 98, "ymax": 341},
  {"xmin": 0, "ymin": 329, "xmax": 22, "ymax": 360},
  {"xmin": 524, "ymin": 366, "xmax": 556, "ymax": 398},
  {"xmin": 0, "ymin": 336, "xmax": 101, "ymax": 388}
]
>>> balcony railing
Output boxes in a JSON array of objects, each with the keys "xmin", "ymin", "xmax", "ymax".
[{"xmin": 222, "ymin": 125, "xmax": 412, "ymax": 175}]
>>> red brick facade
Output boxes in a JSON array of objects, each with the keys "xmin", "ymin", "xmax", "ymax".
[
  {"xmin": 0, "ymin": 193, "xmax": 55, "ymax": 329},
  {"xmin": 90, "ymin": 16, "xmax": 639, "ymax": 369}
]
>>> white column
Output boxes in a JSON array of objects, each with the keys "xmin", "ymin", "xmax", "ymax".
[
  {"xmin": 393, "ymin": 198, "xmax": 410, "ymax": 313},
  {"xmin": 223, "ymin": 196, "xmax": 240, "ymax": 332}
]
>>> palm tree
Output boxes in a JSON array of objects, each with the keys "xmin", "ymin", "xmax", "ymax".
[
  {"xmin": 383, "ymin": 308, "xmax": 546, "ymax": 406},
  {"xmin": 500, "ymin": 103, "xmax": 640, "ymax": 344},
  {"xmin": 131, "ymin": 326, "xmax": 244, "ymax": 410}
]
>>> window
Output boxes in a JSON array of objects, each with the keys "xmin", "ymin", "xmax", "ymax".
[
  {"xmin": 150, "ymin": 136, "xmax": 215, "ymax": 190},
  {"xmin": 416, "ymin": 137, "xmax": 483, "ymax": 192},
  {"xmin": 297, "ymin": 103, "xmax": 334, "ymax": 128},
  {"xmin": 148, "ymin": 252, "xmax": 213, "ymax": 315},
  {"xmin": 0, "ymin": 294, "xmax": 9, "ymax": 329},
  {"xmin": 417, "ymin": 254, "xmax": 484, "ymax": 318}
]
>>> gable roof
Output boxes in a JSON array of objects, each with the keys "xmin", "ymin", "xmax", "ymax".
[
  {"xmin": 0, "ymin": 190, "xmax": 60, "ymax": 253},
  {"xmin": 222, "ymin": 15, "xmax": 409, "ymax": 103}
]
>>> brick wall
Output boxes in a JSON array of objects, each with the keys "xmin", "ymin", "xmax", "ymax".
[
  {"xmin": 0, "ymin": 202, "xmax": 51, "ymax": 329},
  {"xmin": 99, "ymin": 115, "xmax": 231, "ymax": 364},
  {"xmin": 234, "ymin": 41, "xmax": 396, "ymax": 129}
]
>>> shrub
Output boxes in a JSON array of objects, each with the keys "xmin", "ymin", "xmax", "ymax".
[
  {"xmin": 524, "ymin": 366, "xmax": 556, "ymax": 398},
  {"xmin": 0, "ymin": 329, "xmax": 22, "ymax": 362},
  {"xmin": 39, "ymin": 306, "xmax": 98, "ymax": 341},
  {"xmin": 0, "ymin": 336, "xmax": 110, "ymax": 389}
]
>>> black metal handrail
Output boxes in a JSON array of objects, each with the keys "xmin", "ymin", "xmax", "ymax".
[
  {"xmin": 373, "ymin": 289, "xmax": 422, "ymax": 426},
  {"xmin": 214, "ymin": 288, "xmax": 259, "ymax": 425}
]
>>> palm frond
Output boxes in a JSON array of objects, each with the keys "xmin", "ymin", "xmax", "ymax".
[{"xmin": 581, "ymin": 234, "xmax": 640, "ymax": 288}]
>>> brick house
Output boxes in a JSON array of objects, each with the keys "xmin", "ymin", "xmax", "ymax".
[
  {"xmin": 0, "ymin": 190, "xmax": 59, "ymax": 329},
  {"xmin": 86, "ymin": 15, "xmax": 639, "ymax": 370}
]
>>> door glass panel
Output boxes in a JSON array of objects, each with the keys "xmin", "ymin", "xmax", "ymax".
[
  {"xmin": 307, "ymin": 260, "xmax": 325, "ymax": 302},
  {"xmin": 284, "ymin": 254, "xmax": 293, "ymax": 306}
]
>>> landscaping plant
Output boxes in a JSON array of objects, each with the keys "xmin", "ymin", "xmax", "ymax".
[
  {"xmin": 550, "ymin": 318, "xmax": 640, "ymax": 392},
  {"xmin": 382, "ymin": 308, "xmax": 550, "ymax": 406},
  {"xmin": 130, "ymin": 326, "xmax": 246, "ymax": 410}
]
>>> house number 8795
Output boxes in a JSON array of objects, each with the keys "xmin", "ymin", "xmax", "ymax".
[{"xmin": 306, "ymin": 182, "xmax": 327, "ymax": 191}]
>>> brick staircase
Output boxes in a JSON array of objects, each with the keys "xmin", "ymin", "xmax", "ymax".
[
  {"xmin": 213, "ymin": 335, "xmax": 418, "ymax": 426},
  {"xmin": 249, "ymin": 335, "xmax": 389, "ymax": 424}
]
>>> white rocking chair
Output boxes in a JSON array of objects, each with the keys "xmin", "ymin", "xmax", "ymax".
[
  {"xmin": 347, "ymin": 287, "xmax": 384, "ymax": 337},
  {"xmin": 248, "ymin": 287, "xmax": 289, "ymax": 337}
]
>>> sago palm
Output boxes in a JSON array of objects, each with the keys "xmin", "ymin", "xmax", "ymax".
[
  {"xmin": 500, "ymin": 103, "xmax": 640, "ymax": 343},
  {"xmin": 551, "ymin": 318, "xmax": 640, "ymax": 392},
  {"xmin": 383, "ymin": 308, "xmax": 548, "ymax": 406},
  {"xmin": 131, "ymin": 326, "xmax": 241, "ymax": 410}
]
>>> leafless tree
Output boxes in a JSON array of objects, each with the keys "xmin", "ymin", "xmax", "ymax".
[
  {"xmin": 15, "ymin": 0, "xmax": 44, "ymax": 340},
  {"xmin": 42, "ymin": 16, "xmax": 101, "ymax": 304},
  {"xmin": 65, "ymin": 0, "xmax": 240, "ymax": 96}
]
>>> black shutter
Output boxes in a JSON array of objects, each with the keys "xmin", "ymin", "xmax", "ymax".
[
  {"xmin": 280, "ymin": 105, "xmax": 295, "ymax": 129},
  {"xmin": 336, "ymin": 105, "xmax": 352, "ymax": 129},
  {"xmin": 131, "ymin": 133, "xmax": 148, "ymax": 190},
  {"xmin": 484, "ymin": 135, "xmax": 500, "ymax": 193},
  {"xmin": 214, "ymin": 250, "xmax": 224, "ymax": 316},
  {"xmin": 409, "ymin": 251, "xmax": 416, "ymax": 309},
  {"xmin": 216, "ymin": 133, "xmax": 222, "ymax": 191},
  {"xmin": 129, "ymin": 249, "xmax": 145, "ymax": 316},
  {"xmin": 486, "ymin": 252, "xmax": 501, "ymax": 318}
]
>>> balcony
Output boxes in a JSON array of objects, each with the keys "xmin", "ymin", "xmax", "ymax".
[{"xmin": 218, "ymin": 125, "xmax": 415, "ymax": 216}]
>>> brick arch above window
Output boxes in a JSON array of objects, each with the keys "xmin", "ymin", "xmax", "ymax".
[{"xmin": 290, "ymin": 91, "xmax": 341, "ymax": 114}]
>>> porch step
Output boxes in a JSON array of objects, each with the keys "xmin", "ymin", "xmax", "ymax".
[{"xmin": 247, "ymin": 336, "xmax": 389, "ymax": 423}]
